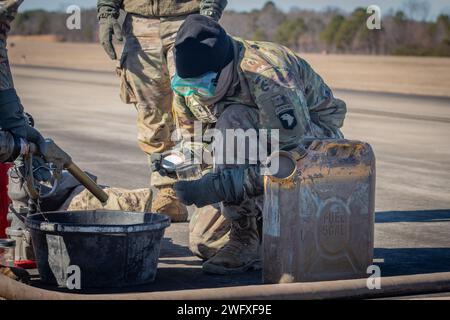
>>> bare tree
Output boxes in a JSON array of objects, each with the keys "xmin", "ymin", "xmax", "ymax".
[
  {"xmin": 403, "ymin": 0, "xmax": 431, "ymax": 21},
  {"xmin": 9, "ymin": 2, "xmax": 450, "ymax": 57}
]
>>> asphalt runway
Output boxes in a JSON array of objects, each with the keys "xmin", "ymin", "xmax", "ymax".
[{"xmin": 11, "ymin": 65, "xmax": 450, "ymax": 291}]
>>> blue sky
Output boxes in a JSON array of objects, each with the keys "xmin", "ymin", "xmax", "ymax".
[{"xmin": 20, "ymin": 0, "xmax": 450, "ymax": 18}]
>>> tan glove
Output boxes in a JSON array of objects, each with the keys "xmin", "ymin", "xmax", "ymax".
[{"xmin": 97, "ymin": 7, "xmax": 123, "ymax": 60}]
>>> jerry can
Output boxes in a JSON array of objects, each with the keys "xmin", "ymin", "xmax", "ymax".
[{"xmin": 263, "ymin": 139, "xmax": 376, "ymax": 284}]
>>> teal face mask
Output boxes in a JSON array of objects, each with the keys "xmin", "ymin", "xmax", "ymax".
[{"xmin": 171, "ymin": 72, "xmax": 218, "ymax": 98}]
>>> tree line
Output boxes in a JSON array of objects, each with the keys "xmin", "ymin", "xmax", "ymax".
[{"xmin": 9, "ymin": 1, "xmax": 450, "ymax": 57}]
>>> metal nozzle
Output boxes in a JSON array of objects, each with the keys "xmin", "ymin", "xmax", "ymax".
[{"xmin": 66, "ymin": 162, "xmax": 109, "ymax": 204}]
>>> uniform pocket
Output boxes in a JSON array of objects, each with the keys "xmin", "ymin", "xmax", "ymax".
[{"xmin": 116, "ymin": 52, "xmax": 137, "ymax": 105}]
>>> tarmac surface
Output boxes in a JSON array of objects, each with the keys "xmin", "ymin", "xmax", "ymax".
[{"xmin": 12, "ymin": 65, "xmax": 450, "ymax": 294}]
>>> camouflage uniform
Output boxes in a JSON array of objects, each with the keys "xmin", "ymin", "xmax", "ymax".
[
  {"xmin": 63, "ymin": 186, "xmax": 152, "ymax": 212},
  {"xmin": 97, "ymin": 0, "xmax": 227, "ymax": 160},
  {"xmin": 176, "ymin": 38, "xmax": 346, "ymax": 257},
  {"xmin": 97, "ymin": 0, "xmax": 227, "ymax": 221},
  {"xmin": 118, "ymin": 13, "xmax": 186, "ymax": 157},
  {"xmin": 0, "ymin": 0, "xmax": 17, "ymax": 91},
  {"xmin": 0, "ymin": 1, "xmax": 20, "ymax": 163}
]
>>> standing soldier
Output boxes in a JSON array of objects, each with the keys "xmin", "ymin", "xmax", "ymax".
[{"xmin": 96, "ymin": 0, "xmax": 228, "ymax": 222}]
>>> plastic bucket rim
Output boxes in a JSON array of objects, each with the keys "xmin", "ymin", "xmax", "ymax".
[{"xmin": 25, "ymin": 210, "xmax": 171, "ymax": 234}]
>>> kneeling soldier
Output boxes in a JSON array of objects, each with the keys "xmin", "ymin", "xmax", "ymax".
[{"xmin": 171, "ymin": 15, "xmax": 347, "ymax": 274}]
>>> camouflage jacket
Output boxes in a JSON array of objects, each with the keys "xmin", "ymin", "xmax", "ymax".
[
  {"xmin": 97, "ymin": 0, "xmax": 227, "ymax": 19},
  {"xmin": 0, "ymin": 0, "xmax": 21, "ymax": 91},
  {"xmin": 176, "ymin": 38, "xmax": 347, "ymax": 149},
  {"xmin": 0, "ymin": 1, "xmax": 21, "ymax": 162}
]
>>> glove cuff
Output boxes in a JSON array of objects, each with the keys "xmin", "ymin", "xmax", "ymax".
[
  {"xmin": 200, "ymin": 0, "xmax": 228, "ymax": 21},
  {"xmin": 200, "ymin": 9, "xmax": 220, "ymax": 21}
]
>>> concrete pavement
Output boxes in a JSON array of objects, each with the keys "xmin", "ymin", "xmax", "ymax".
[{"xmin": 11, "ymin": 65, "xmax": 450, "ymax": 292}]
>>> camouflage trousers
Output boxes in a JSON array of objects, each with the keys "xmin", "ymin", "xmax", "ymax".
[
  {"xmin": 62, "ymin": 186, "xmax": 152, "ymax": 212},
  {"xmin": 117, "ymin": 13, "xmax": 189, "ymax": 156},
  {"xmin": 117, "ymin": 13, "xmax": 192, "ymax": 221}
]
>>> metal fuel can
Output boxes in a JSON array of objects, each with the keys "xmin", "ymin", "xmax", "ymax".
[{"xmin": 263, "ymin": 139, "xmax": 376, "ymax": 283}]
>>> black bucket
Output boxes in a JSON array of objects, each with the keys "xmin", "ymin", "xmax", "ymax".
[{"xmin": 25, "ymin": 210, "xmax": 170, "ymax": 288}]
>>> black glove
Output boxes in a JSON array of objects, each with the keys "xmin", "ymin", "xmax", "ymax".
[
  {"xmin": 150, "ymin": 152, "xmax": 163, "ymax": 173},
  {"xmin": 0, "ymin": 89, "xmax": 46, "ymax": 152},
  {"xmin": 150, "ymin": 152, "xmax": 183, "ymax": 179},
  {"xmin": 174, "ymin": 167, "xmax": 245, "ymax": 208}
]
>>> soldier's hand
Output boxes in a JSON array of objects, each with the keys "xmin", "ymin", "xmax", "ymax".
[
  {"xmin": 0, "ymin": 90, "xmax": 46, "ymax": 155},
  {"xmin": 150, "ymin": 153, "xmax": 163, "ymax": 173},
  {"xmin": 174, "ymin": 168, "xmax": 245, "ymax": 208},
  {"xmin": 98, "ymin": 15, "xmax": 123, "ymax": 60},
  {"xmin": 149, "ymin": 152, "xmax": 177, "ymax": 179},
  {"xmin": 23, "ymin": 125, "xmax": 46, "ymax": 153}
]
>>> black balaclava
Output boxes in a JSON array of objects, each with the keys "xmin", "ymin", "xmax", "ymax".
[{"xmin": 174, "ymin": 14, "xmax": 234, "ymax": 79}]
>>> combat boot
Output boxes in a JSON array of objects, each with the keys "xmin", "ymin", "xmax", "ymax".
[
  {"xmin": 202, "ymin": 216, "xmax": 260, "ymax": 275},
  {"xmin": 150, "ymin": 171, "xmax": 188, "ymax": 223},
  {"xmin": 152, "ymin": 187, "xmax": 188, "ymax": 223}
]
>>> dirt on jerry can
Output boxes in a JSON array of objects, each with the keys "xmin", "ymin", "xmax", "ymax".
[{"xmin": 263, "ymin": 139, "xmax": 376, "ymax": 284}]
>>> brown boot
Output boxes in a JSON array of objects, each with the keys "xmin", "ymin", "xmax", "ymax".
[
  {"xmin": 202, "ymin": 216, "xmax": 261, "ymax": 275},
  {"xmin": 0, "ymin": 265, "xmax": 31, "ymax": 284},
  {"xmin": 152, "ymin": 187, "xmax": 188, "ymax": 223}
]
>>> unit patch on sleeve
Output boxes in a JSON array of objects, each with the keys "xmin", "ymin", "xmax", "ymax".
[{"xmin": 273, "ymin": 95, "xmax": 297, "ymax": 130}]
